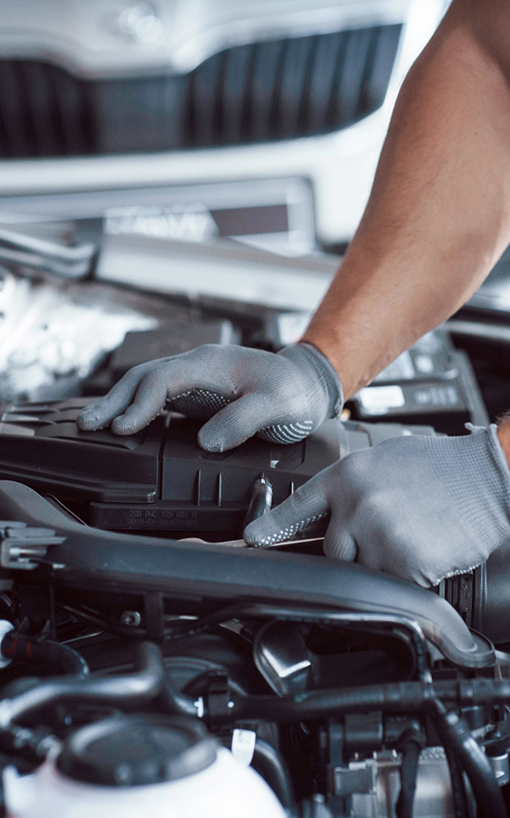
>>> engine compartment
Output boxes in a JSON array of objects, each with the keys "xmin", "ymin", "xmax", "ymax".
[
  {"xmin": 0, "ymin": 475, "xmax": 505, "ymax": 818},
  {"xmin": 0, "ymin": 254, "xmax": 506, "ymax": 816},
  {"xmin": 0, "ymin": 406, "xmax": 507, "ymax": 817}
]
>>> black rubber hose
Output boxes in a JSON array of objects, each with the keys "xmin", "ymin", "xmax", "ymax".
[
  {"xmin": 445, "ymin": 745, "xmax": 471, "ymax": 818},
  {"xmin": 395, "ymin": 730, "xmax": 424, "ymax": 818},
  {"xmin": 430, "ymin": 698, "xmax": 507, "ymax": 818},
  {"xmin": 1, "ymin": 633, "xmax": 89, "ymax": 677},
  {"xmin": 252, "ymin": 738, "xmax": 295, "ymax": 811},
  {"xmin": 231, "ymin": 687, "xmax": 417, "ymax": 722},
  {"xmin": 159, "ymin": 672, "xmax": 510, "ymax": 736},
  {"xmin": 230, "ymin": 679, "xmax": 510, "ymax": 723},
  {"xmin": 159, "ymin": 677, "xmax": 200, "ymax": 717},
  {"xmin": 0, "ymin": 642, "xmax": 165, "ymax": 727}
]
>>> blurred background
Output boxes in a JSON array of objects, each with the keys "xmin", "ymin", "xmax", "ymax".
[{"xmin": 0, "ymin": 0, "xmax": 448, "ymax": 252}]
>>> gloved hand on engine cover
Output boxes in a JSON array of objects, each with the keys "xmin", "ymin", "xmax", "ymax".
[
  {"xmin": 244, "ymin": 425, "xmax": 510, "ymax": 587},
  {"xmin": 77, "ymin": 342, "xmax": 343, "ymax": 452}
]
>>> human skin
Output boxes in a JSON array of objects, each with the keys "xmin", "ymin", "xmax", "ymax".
[
  {"xmin": 81, "ymin": 0, "xmax": 510, "ymax": 470},
  {"xmin": 302, "ymin": 0, "xmax": 510, "ymax": 404},
  {"xmin": 497, "ymin": 418, "xmax": 510, "ymax": 462}
]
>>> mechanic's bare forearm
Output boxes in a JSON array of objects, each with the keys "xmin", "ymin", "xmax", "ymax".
[
  {"xmin": 497, "ymin": 415, "xmax": 510, "ymax": 468},
  {"xmin": 303, "ymin": 0, "xmax": 510, "ymax": 400}
]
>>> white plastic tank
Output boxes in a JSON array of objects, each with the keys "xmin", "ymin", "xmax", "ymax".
[{"xmin": 4, "ymin": 715, "xmax": 287, "ymax": 818}]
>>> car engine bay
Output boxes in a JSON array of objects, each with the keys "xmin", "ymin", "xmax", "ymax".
[
  {"xmin": 0, "ymin": 259, "xmax": 506, "ymax": 818},
  {"xmin": 0, "ymin": 2, "xmax": 508, "ymax": 815}
]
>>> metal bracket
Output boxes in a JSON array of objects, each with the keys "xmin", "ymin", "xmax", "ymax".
[
  {"xmin": 0, "ymin": 224, "xmax": 97, "ymax": 279},
  {"xmin": 206, "ymin": 671, "xmax": 231, "ymax": 731},
  {"xmin": 0, "ymin": 521, "xmax": 66, "ymax": 570}
]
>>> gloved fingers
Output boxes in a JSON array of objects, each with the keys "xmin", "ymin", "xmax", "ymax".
[
  {"xmin": 244, "ymin": 473, "xmax": 330, "ymax": 546},
  {"xmin": 323, "ymin": 521, "xmax": 358, "ymax": 563},
  {"xmin": 110, "ymin": 372, "xmax": 170, "ymax": 435},
  {"xmin": 197, "ymin": 393, "xmax": 284, "ymax": 452},
  {"xmin": 78, "ymin": 347, "xmax": 237, "ymax": 434},
  {"xmin": 168, "ymin": 390, "xmax": 231, "ymax": 420},
  {"xmin": 77, "ymin": 366, "xmax": 149, "ymax": 430},
  {"xmin": 256, "ymin": 419, "xmax": 315, "ymax": 445}
]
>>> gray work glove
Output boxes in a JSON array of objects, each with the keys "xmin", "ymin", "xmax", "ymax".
[
  {"xmin": 77, "ymin": 342, "xmax": 343, "ymax": 452},
  {"xmin": 244, "ymin": 425, "xmax": 510, "ymax": 587}
]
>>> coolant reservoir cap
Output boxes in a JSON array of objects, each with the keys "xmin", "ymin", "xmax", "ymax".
[{"xmin": 57, "ymin": 715, "xmax": 218, "ymax": 787}]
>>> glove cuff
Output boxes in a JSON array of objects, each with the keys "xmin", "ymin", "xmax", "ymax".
[
  {"xmin": 484, "ymin": 423, "xmax": 510, "ymax": 518},
  {"xmin": 426, "ymin": 424, "xmax": 510, "ymax": 556},
  {"xmin": 294, "ymin": 342, "xmax": 344, "ymax": 417}
]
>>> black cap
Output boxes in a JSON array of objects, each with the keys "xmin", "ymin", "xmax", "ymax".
[{"xmin": 57, "ymin": 715, "xmax": 218, "ymax": 787}]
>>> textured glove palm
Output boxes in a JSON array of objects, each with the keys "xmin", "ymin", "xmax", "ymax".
[
  {"xmin": 78, "ymin": 342, "xmax": 343, "ymax": 452},
  {"xmin": 245, "ymin": 425, "xmax": 510, "ymax": 587}
]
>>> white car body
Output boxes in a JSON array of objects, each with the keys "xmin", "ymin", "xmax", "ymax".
[{"xmin": 0, "ymin": 0, "xmax": 447, "ymax": 248}]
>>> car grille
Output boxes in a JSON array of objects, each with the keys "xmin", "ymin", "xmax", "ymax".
[{"xmin": 0, "ymin": 24, "xmax": 402, "ymax": 158}]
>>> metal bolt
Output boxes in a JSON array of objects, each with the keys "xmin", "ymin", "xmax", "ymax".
[
  {"xmin": 488, "ymin": 752, "xmax": 510, "ymax": 787},
  {"xmin": 120, "ymin": 611, "xmax": 142, "ymax": 627}
]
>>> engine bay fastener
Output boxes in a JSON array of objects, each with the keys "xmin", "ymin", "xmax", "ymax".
[
  {"xmin": 0, "ymin": 522, "xmax": 66, "ymax": 570},
  {"xmin": 119, "ymin": 611, "xmax": 142, "ymax": 627}
]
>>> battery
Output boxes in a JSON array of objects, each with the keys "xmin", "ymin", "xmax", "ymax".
[{"xmin": 347, "ymin": 329, "xmax": 489, "ymax": 434}]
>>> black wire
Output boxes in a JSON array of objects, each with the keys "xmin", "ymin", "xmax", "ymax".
[
  {"xmin": 61, "ymin": 603, "xmax": 149, "ymax": 639},
  {"xmin": 61, "ymin": 602, "xmax": 243, "ymax": 642},
  {"xmin": 395, "ymin": 730, "xmax": 424, "ymax": 818},
  {"xmin": 61, "ymin": 604, "xmax": 255, "ymax": 654}
]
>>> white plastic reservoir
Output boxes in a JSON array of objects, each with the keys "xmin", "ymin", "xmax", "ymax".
[{"xmin": 4, "ymin": 715, "xmax": 287, "ymax": 818}]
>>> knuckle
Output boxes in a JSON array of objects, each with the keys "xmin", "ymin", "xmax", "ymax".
[
  {"xmin": 221, "ymin": 405, "xmax": 251, "ymax": 437},
  {"xmin": 366, "ymin": 489, "xmax": 390, "ymax": 516},
  {"xmin": 138, "ymin": 369, "xmax": 166, "ymax": 395},
  {"xmin": 193, "ymin": 343, "xmax": 218, "ymax": 361},
  {"xmin": 340, "ymin": 450, "xmax": 375, "ymax": 487}
]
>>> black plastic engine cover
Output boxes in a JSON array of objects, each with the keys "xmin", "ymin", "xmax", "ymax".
[{"xmin": 0, "ymin": 398, "xmax": 436, "ymax": 533}]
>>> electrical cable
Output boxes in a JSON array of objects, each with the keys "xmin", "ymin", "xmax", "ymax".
[
  {"xmin": 61, "ymin": 603, "xmax": 149, "ymax": 639},
  {"xmin": 61, "ymin": 605, "xmax": 254, "ymax": 654},
  {"xmin": 395, "ymin": 729, "xmax": 424, "ymax": 818}
]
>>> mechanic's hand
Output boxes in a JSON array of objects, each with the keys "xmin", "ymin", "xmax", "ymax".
[
  {"xmin": 244, "ymin": 425, "xmax": 510, "ymax": 587},
  {"xmin": 77, "ymin": 342, "xmax": 343, "ymax": 452}
]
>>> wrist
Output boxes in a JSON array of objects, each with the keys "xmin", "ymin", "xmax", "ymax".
[
  {"xmin": 295, "ymin": 342, "xmax": 344, "ymax": 417},
  {"xmin": 497, "ymin": 416, "xmax": 510, "ymax": 468}
]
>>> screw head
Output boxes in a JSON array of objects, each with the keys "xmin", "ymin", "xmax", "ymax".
[{"xmin": 120, "ymin": 611, "xmax": 142, "ymax": 627}]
